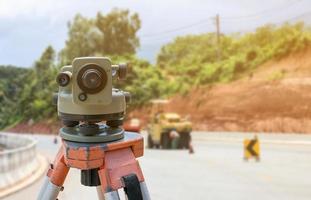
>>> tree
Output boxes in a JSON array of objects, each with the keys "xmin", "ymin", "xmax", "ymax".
[
  {"xmin": 60, "ymin": 9, "xmax": 141, "ymax": 64},
  {"xmin": 18, "ymin": 46, "xmax": 57, "ymax": 120},
  {"xmin": 35, "ymin": 45, "xmax": 55, "ymax": 81},
  {"xmin": 0, "ymin": 66, "xmax": 28, "ymax": 129},
  {"xmin": 96, "ymin": 9, "xmax": 141, "ymax": 55},
  {"xmin": 59, "ymin": 14, "xmax": 100, "ymax": 65}
]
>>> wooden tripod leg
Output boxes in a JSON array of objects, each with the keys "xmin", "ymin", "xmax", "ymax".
[
  {"xmin": 37, "ymin": 145, "xmax": 70, "ymax": 200},
  {"xmin": 98, "ymin": 147, "xmax": 149, "ymax": 200}
]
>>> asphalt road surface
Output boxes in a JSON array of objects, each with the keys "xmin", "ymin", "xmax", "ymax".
[{"xmin": 4, "ymin": 132, "xmax": 311, "ymax": 200}]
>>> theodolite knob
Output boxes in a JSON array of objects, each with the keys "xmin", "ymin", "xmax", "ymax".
[
  {"xmin": 118, "ymin": 63, "xmax": 127, "ymax": 80},
  {"xmin": 124, "ymin": 92, "xmax": 131, "ymax": 104}
]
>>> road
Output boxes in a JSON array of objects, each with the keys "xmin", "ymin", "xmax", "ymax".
[{"xmin": 4, "ymin": 132, "xmax": 311, "ymax": 200}]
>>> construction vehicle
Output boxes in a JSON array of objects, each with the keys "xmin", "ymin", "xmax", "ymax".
[{"xmin": 147, "ymin": 100, "xmax": 192, "ymax": 149}]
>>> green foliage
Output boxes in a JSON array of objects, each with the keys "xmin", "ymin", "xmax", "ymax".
[
  {"xmin": 59, "ymin": 14, "xmax": 99, "ymax": 65},
  {"xmin": 0, "ymin": 46, "xmax": 58, "ymax": 129},
  {"xmin": 157, "ymin": 22, "xmax": 311, "ymax": 94},
  {"xmin": 0, "ymin": 66, "xmax": 29, "ymax": 129},
  {"xmin": 60, "ymin": 9, "xmax": 141, "ymax": 65},
  {"xmin": 20, "ymin": 45, "xmax": 58, "ymax": 120},
  {"xmin": 96, "ymin": 9, "xmax": 141, "ymax": 55},
  {"xmin": 267, "ymin": 70, "xmax": 286, "ymax": 81}
]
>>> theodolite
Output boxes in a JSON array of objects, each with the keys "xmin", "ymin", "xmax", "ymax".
[{"xmin": 37, "ymin": 57, "xmax": 150, "ymax": 200}]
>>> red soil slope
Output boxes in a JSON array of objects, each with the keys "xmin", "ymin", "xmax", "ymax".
[{"xmin": 163, "ymin": 49, "xmax": 311, "ymax": 133}]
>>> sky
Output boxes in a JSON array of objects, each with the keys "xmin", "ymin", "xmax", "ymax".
[{"xmin": 0, "ymin": 0, "xmax": 310, "ymax": 67}]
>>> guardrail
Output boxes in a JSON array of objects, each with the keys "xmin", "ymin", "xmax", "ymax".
[{"xmin": 0, "ymin": 133, "xmax": 38, "ymax": 189}]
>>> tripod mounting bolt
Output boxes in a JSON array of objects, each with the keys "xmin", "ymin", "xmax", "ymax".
[{"xmin": 79, "ymin": 124, "xmax": 100, "ymax": 136}]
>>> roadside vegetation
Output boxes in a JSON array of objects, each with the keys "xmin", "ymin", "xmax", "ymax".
[
  {"xmin": 157, "ymin": 23, "xmax": 311, "ymax": 94},
  {"xmin": 1, "ymin": 8, "xmax": 311, "ymax": 130}
]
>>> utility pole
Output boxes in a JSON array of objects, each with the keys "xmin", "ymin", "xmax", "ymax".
[{"xmin": 215, "ymin": 14, "xmax": 221, "ymax": 61}]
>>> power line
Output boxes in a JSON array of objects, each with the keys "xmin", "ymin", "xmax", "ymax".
[
  {"xmin": 140, "ymin": 20, "xmax": 213, "ymax": 38},
  {"xmin": 141, "ymin": 10, "xmax": 311, "ymax": 44},
  {"xmin": 221, "ymin": 0, "xmax": 303, "ymax": 20},
  {"xmin": 222, "ymin": 11, "xmax": 311, "ymax": 34},
  {"xmin": 141, "ymin": 31, "xmax": 201, "ymax": 43},
  {"xmin": 140, "ymin": 23, "xmax": 215, "ymax": 43},
  {"xmin": 282, "ymin": 10, "xmax": 311, "ymax": 22},
  {"xmin": 140, "ymin": 0, "xmax": 304, "ymax": 39}
]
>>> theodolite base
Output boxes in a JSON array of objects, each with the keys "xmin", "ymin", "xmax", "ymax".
[{"xmin": 59, "ymin": 124, "xmax": 124, "ymax": 143}]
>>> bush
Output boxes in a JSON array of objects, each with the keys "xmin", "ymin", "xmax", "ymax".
[{"xmin": 156, "ymin": 22, "xmax": 311, "ymax": 90}]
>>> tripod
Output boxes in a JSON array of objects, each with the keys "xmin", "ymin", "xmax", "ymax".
[
  {"xmin": 39, "ymin": 57, "xmax": 150, "ymax": 199},
  {"xmin": 37, "ymin": 130, "xmax": 150, "ymax": 200}
]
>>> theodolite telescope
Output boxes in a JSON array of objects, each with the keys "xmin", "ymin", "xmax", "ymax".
[{"xmin": 55, "ymin": 57, "xmax": 131, "ymax": 142}]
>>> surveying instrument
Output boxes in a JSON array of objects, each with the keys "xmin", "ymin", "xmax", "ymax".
[{"xmin": 38, "ymin": 57, "xmax": 151, "ymax": 200}]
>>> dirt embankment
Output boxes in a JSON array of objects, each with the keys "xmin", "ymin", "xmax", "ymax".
[
  {"xmin": 130, "ymin": 49, "xmax": 311, "ymax": 133},
  {"xmin": 8, "ymin": 49, "xmax": 311, "ymax": 134},
  {"xmin": 164, "ymin": 49, "xmax": 311, "ymax": 133},
  {"xmin": 166, "ymin": 81, "xmax": 311, "ymax": 133}
]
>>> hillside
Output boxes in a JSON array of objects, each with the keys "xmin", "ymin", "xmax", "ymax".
[
  {"xmin": 4, "ymin": 22, "xmax": 311, "ymax": 134},
  {"xmin": 8, "ymin": 49, "xmax": 311, "ymax": 134},
  {"xmin": 161, "ymin": 49, "xmax": 311, "ymax": 133}
]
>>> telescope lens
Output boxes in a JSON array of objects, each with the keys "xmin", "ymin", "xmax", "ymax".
[
  {"xmin": 77, "ymin": 64, "xmax": 107, "ymax": 94},
  {"xmin": 82, "ymin": 69, "xmax": 102, "ymax": 89}
]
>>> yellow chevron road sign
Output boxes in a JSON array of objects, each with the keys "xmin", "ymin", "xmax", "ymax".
[{"xmin": 244, "ymin": 136, "xmax": 260, "ymax": 161}]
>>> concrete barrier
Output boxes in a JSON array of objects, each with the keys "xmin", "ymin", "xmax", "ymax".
[{"xmin": 0, "ymin": 133, "xmax": 39, "ymax": 189}]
